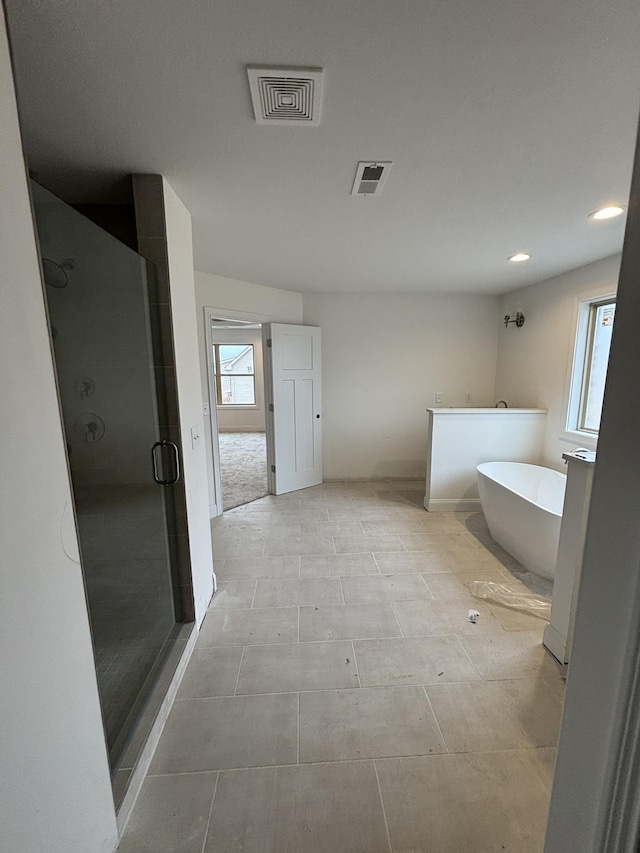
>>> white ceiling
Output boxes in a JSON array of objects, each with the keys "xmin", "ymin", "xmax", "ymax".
[{"xmin": 6, "ymin": 0, "xmax": 640, "ymax": 294}]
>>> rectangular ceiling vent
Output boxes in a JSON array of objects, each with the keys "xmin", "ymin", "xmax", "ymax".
[
  {"xmin": 247, "ymin": 66, "xmax": 324, "ymax": 126},
  {"xmin": 351, "ymin": 161, "xmax": 393, "ymax": 196}
]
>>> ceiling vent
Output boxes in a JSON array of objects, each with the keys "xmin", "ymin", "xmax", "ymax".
[
  {"xmin": 351, "ymin": 161, "xmax": 393, "ymax": 196},
  {"xmin": 247, "ymin": 66, "xmax": 324, "ymax": 126}
]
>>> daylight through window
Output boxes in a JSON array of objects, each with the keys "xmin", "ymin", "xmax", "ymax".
[
  {"xmin": 213, "ymin": 344, "xmax": 256, "ymax": 406},
  {"xmin": 567, "ymin": 297, "xmax": 615, "ymax": 437}
]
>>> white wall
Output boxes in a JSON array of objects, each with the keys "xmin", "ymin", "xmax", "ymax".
[
  {"xmin": 195, "ymin": 271, "xmax": 303, "ymax": 510},
  {"xmin": 0, "ymin": 11, "xmax": 118, "ymax": 852},
  {"xmin": 302, "ymin": 293, "xmax": 500, "ymax": 479},
  {"xmin": 425, "ymin": 408, "xmax": 547, "ymax": 510},
  {"xmin": 544, "ymin": 121, "xmax": 640, "ymax": 851},
  {"xmin": 495, "ymin": 254, "xmax": 621, "ymax": 470},
  {"xmin": 212, "ymin": 327, "xmax": 265, "ymax": 432},
  {"xmin": 161, "ymin": 180, "xmax": 215, "ymax": 625}
]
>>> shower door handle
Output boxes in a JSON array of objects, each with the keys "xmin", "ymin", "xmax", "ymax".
[{"xmin": 151, "ymin": 440, "xmax": 181, "ymax": 486}]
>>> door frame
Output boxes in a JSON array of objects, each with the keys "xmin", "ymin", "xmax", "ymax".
[{"xmin": 203, "ymin": 306, "xmax": 272, "ymax": 516}]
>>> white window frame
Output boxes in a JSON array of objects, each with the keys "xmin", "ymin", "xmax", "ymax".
[
  {"xmin": 212, "ymin": 343, "xmax": 259, "ymax": 409},
  {"xmin": 561, "ymin": 290, "xmax": 616, "ymax": 447}
]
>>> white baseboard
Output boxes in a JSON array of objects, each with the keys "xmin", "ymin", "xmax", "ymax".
[
  {"xmin": 424, "ymin": 497, "xmax": 483, "ymax": 512},
  {"xmin": 543, "ymin": 623, "xmax": 568, "ymax": 665}
]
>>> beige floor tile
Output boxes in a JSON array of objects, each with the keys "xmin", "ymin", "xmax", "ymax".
[
  {"xmin": 401, "ymin": 532, "xmax": 479, "ymax": 552},
  {"xmin": 253, "ymin": 577, "xmax": 344, "ymax": 607},
  {"xmin": 214, "ymin": 522, "xmax": 302, "ymax": 541},
  {"xmin": 426, "ymin": 678, "xmax": 562, "ymax": 751},
  {"xmin": 299, "ymin": 686, "xmax": 447, "ymax": 762},
  {"xmin": 529, "ymin": 746, "xmax": 558, "ymax": 792},
  {"xmin": 349, "ymin": 495, "xmax": 399, "ymax": 508},
  {"xmin": 392, "ymin": 598, "xmax": 501, "ymax": 636},
  {"xmin": 301, "ymin": 498, "xmax": 357, "ymax": 510},
  {"xmin": 374, "ymin": 551, "xmax": 454, "ymax": 573},
  {"xmin": 376, "ymin": 750, "xmax": 551, "ymax": 853},
  {"xmin": 204, "ymin": 762, "xmax": 390, "ymax": 853},
  {"xmin": 342, "ymin": 573, "xmax": 432, "ymax": 603},
  {"xmin": 236, "ymin": 640, "xmax": 358, "ymax": 694},
  {"xmin": 214, "ymin": 540, "xmax": 265, "ymax": 560},
  {"xmin": 218, "ymin": 555, "xmax": 299, "ymax": 580},
  {"xmin": 355, "ymin": 636, "xmax": 481, "ymax": 686},
  {"xmin": 299, "ymin": 521, "xmax": 363, "ymax": 536},
  {"xmin": 117, "ymin": 772, "xmax": 218, "ymax": 853},
  {"xmin": 196, "ymin": 607, "xmax": 298, "ymax": 647},
  {"xmin": 263, "ymin": 536, "xmax": 336, "ymax": 557},
  {"xmin": 384, "ymin": 505, "xmax": 439, "ymax": 520},
  {"xmin": 327, "ymin": 507, "xmax": 391, "ymax": 521},
  {"xmin": 425, "ymin": 570, "xmax": 506, "ymax": 599},
  {"xmin": 176, "ymin": 647, "xmax": 244, "ymax": 699},
  {"xmin": 299, "ymin": 603, "xmax": 402, "ymax": 641},
  {"xmin": 149, "ymin": 694, "xmax": 298, "ymax": 773},
  {"xmin": 488, "ymin": 602, "xmax": 548, "ymax": 632},
  {"xmin": 360, "ymin": 519, "xmax": 430, "ymax": 535},
  {"xmin": 459, "ymin": 630, "xmax": 563, "ymax": 680},
  {"xmin": 209, "ymin": 581, "xmax": 256, "ymax": 610},
  {"xmin": 334, "ymin": 533, "xmax": 406, "ymax": 553},
  {"xmin": 444, "ymin": 547, "xmax": 511, "ymax": 572},
  {"xmin": 265, "ymin": 509, "xmax": 331, "ymax": 522},
  {"xmin": 543, "ymin": 675, "xmax": 566, "ymax": 701},
  {"xmin": 128, "ymin": 491, "xmax": 556, "ymax": 852},
  {"xmin": 300, "ymin": 552, "xmax": 379, "ymax": 577}
]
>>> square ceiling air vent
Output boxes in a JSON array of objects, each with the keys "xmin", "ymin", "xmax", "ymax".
[
  {"xmin": 351, "ymin": 161, "xmax": 393, "ymax": 196},
  {"xmin": 247, "ymin": 66, "xmax": 324, "ymax": 126}
]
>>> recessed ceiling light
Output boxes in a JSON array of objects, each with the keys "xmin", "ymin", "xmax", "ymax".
[
  {"xmin": 508, "ymin": 253, "xmax": 531, "ymax": 263},
  {"xmin": 589, "ymin": 205, "xmax": 625, "ymax": 221}
]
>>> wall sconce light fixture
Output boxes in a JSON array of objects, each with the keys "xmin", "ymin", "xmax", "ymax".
[{"xmin": 504, "ymin": 312, "xmax": 525, "ymax": 328}]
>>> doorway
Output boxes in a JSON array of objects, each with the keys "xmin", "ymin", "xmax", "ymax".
[
  {"xmin": 205, "ymin": 310, "xmax": 324, "ymax": 512},
  {"xmin": 205, "ymin": 310, "xmax": 270, "ymax": 512}
]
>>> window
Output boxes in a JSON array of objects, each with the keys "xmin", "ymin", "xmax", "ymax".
[
  {"xmin": 213, "ymin": 344, "xmax": 256, "ymax": 406},
  {"xmin": 566, "ymin": 296, "xmax": 615, "ymax": 438}
]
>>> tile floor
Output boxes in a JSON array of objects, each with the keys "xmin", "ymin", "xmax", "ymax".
[{"xmin": 118, "ymin": 481, "xmax": 563, "ymax": 853}]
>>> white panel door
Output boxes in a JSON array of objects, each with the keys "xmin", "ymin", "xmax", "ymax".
[{"xmin": 265, "ymin": 323, "xmax": 322, "ymax": 495}]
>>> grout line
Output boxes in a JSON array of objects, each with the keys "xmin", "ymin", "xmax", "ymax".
[
  {"xmin": 454, "ymin": 634, "xmax": 484, "ymax": 681},
  {"xmin": 350, "ymin": 640, "xmax": 362, "ymax": 688},
  {"xmin": 297, "ymin": 691, "xmax": 300, "ymax": 764},
  {"xmin": 421, "ymin": 684, "xmax": 450, "ymax": 754},
  {"xmin": 389, "ymin": 602, "xmax": 405, "ymax": 638},
  {"xmin": 297, "ymin": 605, "xmax": 300, "ymax": 643},
  {"xmin": 338, "ymin": 576, "xmax": 346, "ymax": 605},
  {"xmin": 233, "ymin": 646, "xmax": 247, "ymax": 696},
  {"xmin": 146, "ymin": 745, "xmax": 555, "ymax": 779},
  {"xmin": 298, "ymin": 554, "xmax": 301, "ymax": 578},
  {"xmin": 199, "ymin": 771, "xmax": 220, "ymax": 853},
  {"xmin": 373, "ymin": 760, "xmax": 394, "ymax": 853},
  {"xmin": 417, "ymin": 572, "xmax": 433, "ymax": 594},
  {"xmin": 250, "ymin": 580, "xmax": 258, "ymax": 609},
  {"xmin": 371, "ymin": 552, "xmax": 383, "ymax": 575}
]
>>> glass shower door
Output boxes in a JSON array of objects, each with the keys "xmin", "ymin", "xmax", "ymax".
[{"xmin": 31, "ymin": 182, "xmax": 184, "ymax": 771}]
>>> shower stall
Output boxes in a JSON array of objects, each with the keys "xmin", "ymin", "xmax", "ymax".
[{"xmin": 31, "ymin": 181, "xmax": 192, "ymax": 803}]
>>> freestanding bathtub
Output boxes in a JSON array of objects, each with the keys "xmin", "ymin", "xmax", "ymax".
[{"xmin": 476, "ymin": 462, "xmax": 567, "ymax": 581}]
